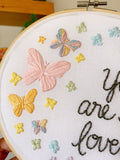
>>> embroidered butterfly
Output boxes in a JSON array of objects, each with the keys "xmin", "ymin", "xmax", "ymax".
[
  {"xmin": 23, "ymin": 48, "xmax": 71, "ymax": 91},
  {"xmin": 75, "ymin": 53, "xmax": 85, "ymax": 63},
  {"xmin": 76, "ymin": 22, "xmax": 87, "ymax": 33},
  {"xmin": 10, "ymin": 72, "xmax": 22, "ymax": 86},
  {"xmin": 8, "ymin": 89, "xmax": 37, "ymax": 117},
  {"xmin": 91, "ymin": 34, "xmax": 103, "ymax": 46},
  {"xmin": 50, "ymin": 28, "xmax": 81, "ymax": 57},
  {"xmin": 31, "ymin": 139, "xmax": 41, "ymax": 150},
  {"xmin": 49, "ymin": 140, "xmax": 60, "ymax": 153},
  {"xmin": 32, "ymin": 119, "xmax": 47, "ymax": 134},
  {"xmin": 108, "ymin": 27, "xmax": 120, "ymax": 38},
  {"xmin": 38, "ymin": 36, "xmax": 46, "ymax": 44}
]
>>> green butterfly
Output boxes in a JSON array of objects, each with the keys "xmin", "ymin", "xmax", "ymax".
[
  {"xmin": 76, "ymin": 22, "xmax": 87, "ymax": 33},
  {"xmin": 31, "ymin": 139, "xmax": 41, "ymax": 150}
]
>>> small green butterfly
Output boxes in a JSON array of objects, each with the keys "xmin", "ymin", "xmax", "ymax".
[
  {"xmin": 31, "ymin": 139, "xmax": 41, "ymax": 150},
  {"xmin": 66, "ymin": 81, "xmax": 77, "ymax": 92},
  {"xmin": 76, "ymin": 22, "xmax": 87, "ymax": 33}
]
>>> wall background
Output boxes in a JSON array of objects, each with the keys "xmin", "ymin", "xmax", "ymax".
[{"xmin": 0, "ymin": 0, "xmax": 120, "ymax": 159}]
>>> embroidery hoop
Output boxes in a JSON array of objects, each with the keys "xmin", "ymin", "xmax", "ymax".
[{"xmin": 0, "ymin": 8, "xmax": 120, "ymax": 160}]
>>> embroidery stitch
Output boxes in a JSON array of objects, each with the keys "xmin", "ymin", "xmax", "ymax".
[
  {"xmin": 49, "ymin": 140, "xmax": 60, "ymax": 153},
  {"xmin": 50, "ymin": 157, "xmax": 57, "ymax": 160},
  {"xmin": 72, "ymin": 121, "xmax": 120, "ymax": 156},
  {"xmin": 8, "ymin": 89, "xmax": 37, "ymax": 117},
  {"xmin": 78, "ymin": 100, "xmax": 116, "ymax": 120},
  {"xmin": 44, "ymin": 98, "xmax": 57, "ymax": 110},
  {"xmin": 31, "ymin": 139, "xmax": 41, "ymax": 150},
  {"xmin": 67, "ymin": 156, "xmax": 74, "ymax": 160},
  {"xmin": 10, "ymin": 72, "xmax": 22, "ymax": 86},
  {"xmin": 75, "ymin": 53, "xmax": 85, "ymax": 63},
  {"xmin": 38, "ymin": 36, "xmax": 46, "ymax": 44},
  {"xmin": 23, "ymin": 48, "xmax": 71, "ymax": 92},
  {"xmin": 14, "ymin": 123, "xmax": 24, "ymax": 134},
  {"xmin": 50, "ymin": 28, "xmax": 81, "ymax": 57},
  {"xmin": 76, "ymin": 22, "xmax": 87, "ymax": 33},
  {"xmin": 66, "ymin": 81, "xmax": 77, "ymax": 92},
  {"xmin": 32, "ymin": 119, "xmax": 47, "ymax": 134},
  {"xmin": 118, "ymin": 117, "xmax": 120, "ymax": 121},
  {"xmin": 91, "ymin": 34, "xmax": 103, "ymax": 46},
  {"xmin": 103, "ymin": 68, "xmax": 120, "ymax": 103},
  {"xmin": 108, "ymin": 27, "xmax": 120, "ymax": 38}
]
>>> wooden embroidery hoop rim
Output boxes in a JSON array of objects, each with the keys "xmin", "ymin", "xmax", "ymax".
[{"xmin": 0, "ymin": 8, "xmax": 120, "ymax": 160}]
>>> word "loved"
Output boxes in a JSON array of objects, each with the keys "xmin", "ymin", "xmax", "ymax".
[{"xmin": 72, "ymin": 121, "xmax": 120, "ymax": 156}]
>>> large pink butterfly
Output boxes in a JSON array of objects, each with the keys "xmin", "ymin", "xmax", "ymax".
[{"xmin": 23, "ymin": 48, "xmax": 71, "ymax": 91}]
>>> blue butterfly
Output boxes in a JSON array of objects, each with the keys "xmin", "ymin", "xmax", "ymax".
[
  {"xmin": 91, "ymin": 34, "xmax": 103, "ymax": 46},
  {"xmin": 108, "ymin": 27, "xmax": 120, "ymax": 38}
]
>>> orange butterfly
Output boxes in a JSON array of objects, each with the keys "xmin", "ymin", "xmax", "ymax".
[{"xmin": 8, "ymin": 89, "xmax": 37, "ymax": 117}]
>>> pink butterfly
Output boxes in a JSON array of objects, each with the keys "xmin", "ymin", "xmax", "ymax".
[{"xmin": 23, "ymin": 48, "xmax": 71, "ymax": 91}]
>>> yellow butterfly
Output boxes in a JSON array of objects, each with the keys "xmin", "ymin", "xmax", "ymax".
[
  {"xmin": 75, "ymin": 53, "xmax": 85, "ymax": 63},
  {"xmin": 8, "ymin": 89, "xmax": 37, "ymax": 117},
  {"xmin": 10, "ymin": 72, "xmax": 22, "ymax": 86},
  {"xmin": 38, "ymin": 36, "xmax": 46, "ymax": 44}
]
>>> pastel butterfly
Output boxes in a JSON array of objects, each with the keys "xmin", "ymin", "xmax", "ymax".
[
  {"xmin": 50, "ymin": 28, "xmax": 81, "ymax": 57},
  {"xmin": 10, "ymin": 72, "xmax": 22, "ymax": 86},
  {"xmin": 38, "ymin": 36, "xmax": 46, "ymax": 44},
  {"xmin": 8, "ymin": 89, "xmax": 37, "ymax": 117},
  {"xmin": 75, "ymin": 53, "xmax": 85, "ymax": 63},
  {"xmin": 31, "ymin": 139, "xmax": 41, "ymax": 150},
  {"xmin": 23, "ymin": 48, "xmax": 71, "ymax": 91},
  {"xmin": 49, "ymin": 140, "xmax": 59, "ymax": 153},
  {"xmin": 91, "ymin": 34, "xmax": 103, "ymax": 46},
  {"xmin": 76, "ymin": 22, "xmax": 87, "ymax": 33},
  {"xmin": 108, "ymin": 27, "xmax": 120, "ymax": 38},
  {"xmin": 32, "ymin": 119, "xmax": 47, "ymax": 134}
]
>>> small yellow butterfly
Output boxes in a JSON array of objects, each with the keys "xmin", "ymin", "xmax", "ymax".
[
  {"xmin": 10, "ymin": 72, "xmax": 22, "ymax": 86},
  {"xmin": 75, "ymin": 53, "xmax": 85, "ymax": 63},
  {"xmin": 44, "ymin": 97, "xmax": 57, "ymax": 110},
  {"xmin": 8, "ymin": 89, "xmax": 37, "ymax": 117},
  {"xmin": 38, "ymin": 36, "xmax": 46, "ymax": 44}
]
